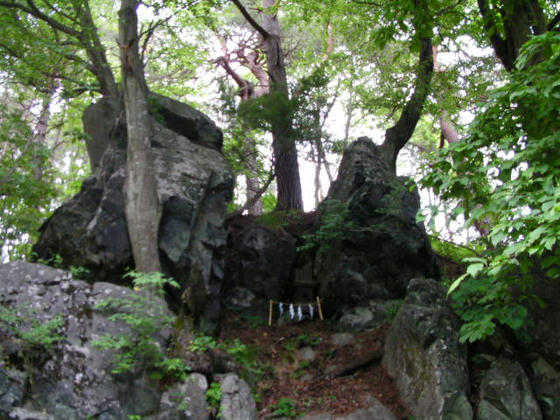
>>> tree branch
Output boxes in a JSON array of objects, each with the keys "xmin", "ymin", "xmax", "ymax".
[
  {"xmin": 227, "ymin": 169, "xmax": 275, "ymax": 218},
  {"xmin": 139, "ymin": 16, "xmax": 172, "ymax": 63},
  {"xmin": 231, "ymin": 0, "xmax": 270, "ymax": 39},
  {"xmin": 476, "ymin": 0, "xmax": 511, "ymax": 70},
  {"xmin": 549, "ymin": 10, "xmax": 560, "ymax": 30},
  {"xmin": 0, "ymin": 0, "xmax": 82, "ymax": 37},
  {"xmin": 381, "ymin": 35, "xmax": 433, "ymax": 169}
]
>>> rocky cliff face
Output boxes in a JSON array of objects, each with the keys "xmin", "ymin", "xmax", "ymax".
[
  {"xmin": 314, "ymin": 138, "xmax": 439, "ymax": 310},
  {"xmin": 33, "ymin": 94, "xmax": 234, "ymax": 331}
]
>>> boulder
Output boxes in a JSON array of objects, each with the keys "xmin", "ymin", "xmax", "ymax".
[
  {"xmin": 157, "ymin": 373, "xmax": 210, "ymax": 420},
  {"xmin": 237, "ymin": 224, "xmax": 296, "ymax": 300},
  {"xmin": 219, "ymin": 374, "xmax": 257, "ymax": 420},
  {"xmin": 0, "ymin": 261, "xmax": 173, "ymax": 419},
  {"xmin": 33, "ymin": 95, "xmax": 234, "ymax": 329},
  {"xmin": 529, "ymin": 356, "xmax": 560, "ymax": 420},
  {"xmin": 337, "ymin": 300, "xmax": 399, "ymax": 332},
  {"xmin": 477, "ymin": 358, "xmax": 542, "ymax": 420},
  {"xmin": 382, "ymin": 278, "xmax": 473, "ymax": 420},
  {"xmin": 315, "ymin": 138, "xmax": 439, "ymax": 311}
]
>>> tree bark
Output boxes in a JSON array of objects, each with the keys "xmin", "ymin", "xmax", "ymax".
[
  {"xmin": 119, "ymin": 0, "xmax": 161, "ymax": 273},
  {"xmin": 261, "ymin": 0, "xmax": 303, "ymax": 211},
  {"xmin": 79, "ymin": 1, "xmax": 119, "ymax": 99},
  {"xmin": 477, "ymin": 0, "xmax": 547, "ymax": 71},
  {"xmin": 380, "ymin": 35, "xmax": 434, "ymax": 173},
  {"xmin": 232, "ymin": 0, "xmax": 304, "ymax": 211}
]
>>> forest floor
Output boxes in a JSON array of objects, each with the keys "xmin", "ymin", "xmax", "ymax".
[{"xmin": 219, "ymin": 311, "xmax": 410, "ymax": 419}]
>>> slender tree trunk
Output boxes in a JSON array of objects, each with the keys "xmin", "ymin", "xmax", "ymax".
[
  {"xmin": 31, "ymin": 91, "xmax": 54, "ymax": 181},
  {"xmin": 119, "ymin": 0, "xmax": 161, "ymax": 273},
  {"xmin": 244, "ymin": 137, "xmax": 263, "ymax": 215},
  {"xmin": 215, "ymin": 46, "xmax": 264, "ymax": 215}
]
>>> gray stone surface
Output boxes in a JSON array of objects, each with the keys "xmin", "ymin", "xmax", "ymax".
[
  {"xmin": 33, "ymin": 96, "xmax": 233, "ymax": 330},
  {"xmin": 477, "ymin": 358, "xmax": 542, "ymax": 420},
  {"xmin": 8, "ymin": 407, "xmax": 55, "ymax": 420},
  {"xmin": 0, "ymin": 261, "xmax": 173, "ymax": 419},
  {"xmin": 530, "ymin": 356, "xmax": 560, "ymax": 420},
  {"xmin": 0, "ymin": 368, "xmax": 24, "ymax": 417},
  {"xmin": 330, "ymin": 333, "xmax": 355, "ymax": 347},
  {"xmin": 382, "ymin": 278, "xmax": 473, "ymax": 420},
  {"xmin": 315, "ymin": 138, "xmax": 439, "ymax": 310},
  {"xmin": 148, "ymin": 92, "xmax": 223, "ymax": 151},
  {"xmin": 295, "ymin": 346, "xmax": 317, "ymax": 362},
  {"xmin": 238, "ymin": 224, "xmax": 296, "ymax": 300},
  {"xmin": 219, "ymin": 374, "xmax": 257, "ymax": 420},
  {"xmin": 158, "ymin": 373, "xmax": 209, "ymax": 420}
]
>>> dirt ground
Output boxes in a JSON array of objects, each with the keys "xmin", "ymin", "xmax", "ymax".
[{"xmin": 219, "ymin": 312, "xmax": 410, "ymax": 419}]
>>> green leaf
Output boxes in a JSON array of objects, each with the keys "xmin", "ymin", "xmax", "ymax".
[{"xmin": 466, "ymin": 263, "xmax": 485, "ymax": 278}]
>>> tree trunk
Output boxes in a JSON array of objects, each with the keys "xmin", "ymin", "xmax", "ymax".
[
  {"xmin": 215, "ymin": 48, "xmax": 264, "ymax": 215},
  {"xmin": 379, "ymin": 35, "xmax": 433, "ymax": 173},
  {"xmin": 244, "ymin": 137, "xmax": 263, "ymax": 215},
  {"xmin": 78, "ymin": 1, "xmax": 119, "ymax": 99},
  {"xmin": 231, "ymin": 0, "xmax": 304, "ymax": 211},
  {"xmin": 119, "ymin": 0, "xmax": 161, "ymax": 273},
  {"xmin": 260, "ymin": 0, "xmax": 303, "ymax": 211},
  {"xmin": 477, "ymin": 0, "xmax": 547, "ymax": 71}
]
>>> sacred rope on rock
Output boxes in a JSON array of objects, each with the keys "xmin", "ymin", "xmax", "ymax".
[{"xmin": 268, "ymin": 297, "xmax": 324, "ymax": 326}]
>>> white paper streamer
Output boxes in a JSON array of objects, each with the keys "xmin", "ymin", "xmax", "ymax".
[
  {"xmin": 298, "ymin": 305, "xmax": 303, "ymax": 321},
  {"xmin": 289, "ymin": 304, "xmax": 295, "ymax": 319},
  {"xmin": 309, "ymin": 304, "xmax": 314, "ymax": 320},
  {"xmin": 279, "ymin": 303, "xmax": 284, "ymax": 316}
]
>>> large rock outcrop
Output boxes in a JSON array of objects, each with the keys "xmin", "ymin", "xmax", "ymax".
[
  {"xmin": 0, "ymin": 261, "xmax": 259, "ymax": 419},
  {"xmin": 315, "ymin": 138, "xmax": 439, "ymax": 310},
  {"xmin": 0, "ymin": 261, "xmax": 171, "ymax": 419},
  {"xmin": 33, "ymin": 94, "xmax": 233, "ymax": 329},
  {"xmin": 382, "ymin": 278, "xmax": 473, "ymax": 420},
  {"xmin": 477, "ymin": 358, "xmax": 542, "ymax": 420}
]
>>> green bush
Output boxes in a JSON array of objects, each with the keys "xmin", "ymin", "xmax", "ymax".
[{"xmin": 422, "ymin": 32, "xmax": 560, "ymax": 343}]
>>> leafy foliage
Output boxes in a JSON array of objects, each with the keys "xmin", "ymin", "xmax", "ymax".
[
  {"xmin": 269, "ymin": 397, "xmax": 299, "ymax": 418},
  {"xmin": 93, "ymin": 271, "xmax": 189, "ymax": 380},
  {"xmin": 206, "ymin": 381, "xmax": 222, "ymax": 414},
  {"xmin": 298, "ymin": 200, "xmax": 353, "ymax": 255},
  {"xmin": 0, "ymin": 102, "xmax": 58, "ymax": 260},
  {"xmin": 422, "ymin": 32, "xmax": 560, "ymax": 342},
  {"xmin": 0, "ymin": 304, "xmax": 64, "ymax": 353}
]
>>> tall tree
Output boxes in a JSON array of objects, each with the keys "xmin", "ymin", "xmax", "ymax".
[
  {"xmin": 375, "ymin": 4, "xmax": 434, "ymax": 173},
  {"xmin": 232, "ymin": 0, "xmax": 304, "ymax": 210},
  {"xmin": 119, "ymin": 0, "xmax": 161, "ymax": 272},
  {"xmin": 215, "ymin": 36, "xmax": 267, "ymax": 215},
  {"xmin": 477, "ymin": 0, "xmax": 549, "ymax": 71}
]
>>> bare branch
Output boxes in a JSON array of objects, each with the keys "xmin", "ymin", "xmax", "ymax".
[
  {"xmin": 227, "ymin": 169, "xmax": 275, "ymax": 218},
  {"xmin": 549, "ymin": 10, "xmax": 560, "ymax": 30},
  {"xmin": 231, "ymin": 0, "xmax": 270, "ymax": 39},
  {"xmin": 139, "ymin": 16, "xmax": 172, "ymax": 62}
]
